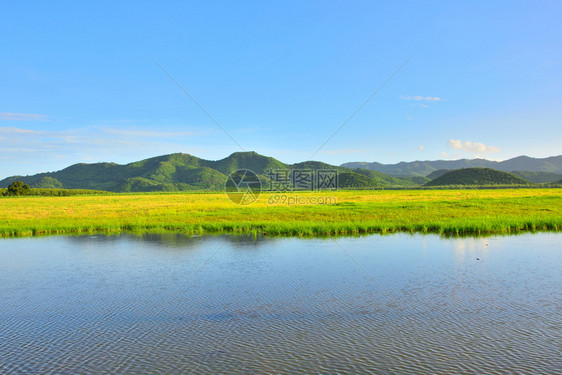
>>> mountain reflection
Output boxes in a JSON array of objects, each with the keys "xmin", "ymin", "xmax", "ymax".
[{"xmin": 65, "ymin": 232, "xmax": 275, "ymax": 249}]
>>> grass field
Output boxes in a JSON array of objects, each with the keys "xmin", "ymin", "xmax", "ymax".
[{"xmin": 0, "ymin": 189, "xmax": 561, "ymax": 237}]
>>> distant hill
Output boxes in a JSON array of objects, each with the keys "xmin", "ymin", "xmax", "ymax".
[
  {"xmin": 4, "ymin": 152, "xmax": 558, "ymax": 192},
  {"xmin": 510, "ymin": 171, "xmax": 562, "ymax": 184},
  {"xmin": 393, "ymin": 175, "xmax": 431, "ymax": 185},
  {"xmin": 425, "ymin": 168, "xmax": 531, "ymax": 187},
  {"xmin": 342, "ymin": 155, "xmax": 562, "ymax": 176},
  {"xmin": 544, "ymin": 179, "xmax": 562, "ymax": 187},
  {"xmin": 0, "ymin": 152, "xmax": 415, "ymax": 192},
  {"xmin": 353, "ymin": 169, "xmax": 420, "ymax": 187},
  {"xmin": 426, "ymin": 169, "xmax": 452, "ymax": 180},
  {"xmin": 1, "ymin": 153, "xmax": 230, "ymax": 192}
]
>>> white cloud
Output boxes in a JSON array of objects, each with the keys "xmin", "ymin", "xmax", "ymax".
[
  {"xmin": 401, "ymin": 96, "xmax": 445, "ymax": 102},
  {"xmin": 441, "ymin": 152, "xmax": 448, "ymax": 157},
  {"xmin": 447, "ymin": 139, "xmax": 500, "ymax": 153},
  {"xmin": 0, "ymin": 113, "xmax": 49, "ymax": 121}
]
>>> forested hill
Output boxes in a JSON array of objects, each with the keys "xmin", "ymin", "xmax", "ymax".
[
  {"xmin": 342, "ymin": 155, "xmax": 562, "ymax": 176},
  {"xmin": 4, "ymin": 152, "xmax": 557, "ymax": 192},
  {"xmin": 0, "ymin": 152, "xmax": 421, "ymax": 192},
  {"xmin": 425, "ymin": 168, "xmax": 531, "ymax": 186}
]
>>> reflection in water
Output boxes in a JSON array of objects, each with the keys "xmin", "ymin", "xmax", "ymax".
[
  {"xmin": 65, "ymin": 231, "xmax": 279, "ymax": 250},
  {"xmin": 0, "ymin": 233, "xmax": 560, "ymax": 374},
  {"xmin": 452, "ymin": 237, "xmax": 490, "ymax": 264}
]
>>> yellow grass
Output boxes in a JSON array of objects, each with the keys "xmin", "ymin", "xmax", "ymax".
[{"xmin": 1, "ymin": 189, "xmax": 561, "ymax": 237}]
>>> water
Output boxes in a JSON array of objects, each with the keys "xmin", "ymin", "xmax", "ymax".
[{"xmin": 0, "ymin": 233, "xmax": 560, "ymax": 374}]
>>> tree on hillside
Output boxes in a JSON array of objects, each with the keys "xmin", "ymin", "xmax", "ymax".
[{"xmin": 3, "ymin": 181, "xmax": 31, "ymax": 196}]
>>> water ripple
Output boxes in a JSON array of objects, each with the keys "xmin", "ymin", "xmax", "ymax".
[{"xmin": 0, "ymin": 233, "xmax": 560, "ymax": 374}]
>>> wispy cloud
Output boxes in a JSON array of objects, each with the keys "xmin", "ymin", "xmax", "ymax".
[
  {"xmin": 0, "ymin": 127, "xmax": 44, "ymax": 134},
  {"xmin": 447, "ymin": 139, "xmax": 499, "ymax": 153},
  {"xmin": 400, "ymin": 96, "xmax": 445, "ymax": 102},
  {"xmin": 0, "ymin": 113, "xmax": 49, "ymax": 121},
  {"xmin": 0, "ymin": 125, "xmax": 212, "ymax": 164},
  {"xmin": 0, "ymin": 123, "xmax": 242, "ymax": 177}
]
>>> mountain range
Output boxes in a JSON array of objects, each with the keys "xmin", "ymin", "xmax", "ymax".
[
  {"xmin": 342, "ymin": 155, "xmax": 562, "ymax": 176},
  {"xmin": 1, "ymin": 152, "xmax": 561, "ymax": 192}
]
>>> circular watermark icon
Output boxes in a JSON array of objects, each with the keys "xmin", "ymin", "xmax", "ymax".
[{"xmin": 225, "ymin": 169, "xmax": 262, "ymax": 205}]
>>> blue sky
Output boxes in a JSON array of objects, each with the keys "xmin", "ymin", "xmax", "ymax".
[{"xmin": 1, "ymin": 0, "xmax": 561, "ymax": 177}]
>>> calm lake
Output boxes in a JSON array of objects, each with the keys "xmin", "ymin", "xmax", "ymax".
[{"xmin": 0, "ymin": 233, "xmax": 560, "ymax": 374}]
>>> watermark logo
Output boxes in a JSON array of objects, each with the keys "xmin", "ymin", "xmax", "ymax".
[
  {"xmin": 225, "ymin": 169, "xmax": 262, "ymax": 205},
  {"xmin": 267, "ymin": 194, "xmax": 337, "ymax": 206},
  {"xmin": 265, "ymin": 169, "xmax": 338, "ymax": 191},
  {"xmin": 226, "ymin": 168, "xmax": 338, "ymax": 205}
]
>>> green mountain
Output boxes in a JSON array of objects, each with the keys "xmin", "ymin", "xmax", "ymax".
[
  {"xmin": 291, "ymin": 161, "xmax": 342, "ymax": 171},
  {"xmin": 0, "ymin": 152, "xmax": 417, "ymax": 192},
  {"xmin": 510, "ymin": 171, "xmax": 562, "ymax": 183},
  {"xmin": 425, "ymin": 168, "xmax": 532, "ymax": 187},
  {"xmin": 354, "ymin": 169, "xmax": 421, "ymax": 187},
  {"xmin": 342, "ymin": 155, "xmax": 562, "ymax": 176},
  {"xmin": 1, "ymin": 154, "xmax": 226, "ymax": 192},
  {"xmin": 426, "ymin": 169, "xmax": 452, "ymax": 180},
  {"xmin": 337, "ymin": 172, "xmax": 381, "ymax": 188},
  {"xmin": 202, "ymin": 151, "xmax": 288, "ymax": 175},
  {"xmin": 5, "ymin": 153, "xmax": 556, "ymax": 192}
]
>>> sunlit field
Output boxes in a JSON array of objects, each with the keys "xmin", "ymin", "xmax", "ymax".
[{"xmin": 1, "ymin": 189, "xmax": 561, "ymax": 237}]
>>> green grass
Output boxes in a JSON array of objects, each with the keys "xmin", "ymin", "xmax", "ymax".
[{"xmin": 0, "ymin": 189, "xmax": 561, "ymax": 237}]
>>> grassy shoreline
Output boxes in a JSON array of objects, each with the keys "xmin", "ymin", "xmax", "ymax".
[{"xmin": 1, "ymin": 189, "xmax": 561, "ymax": 238}]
